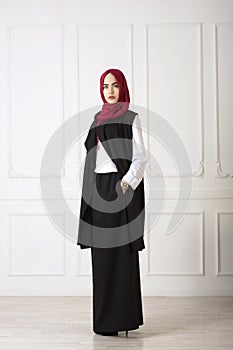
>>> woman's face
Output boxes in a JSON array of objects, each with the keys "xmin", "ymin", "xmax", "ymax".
[{"xmin": 103, "ymin": 73, "xmax": 120, "ymax": 103}]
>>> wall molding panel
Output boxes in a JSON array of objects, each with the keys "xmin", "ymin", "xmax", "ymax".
[
  {"xmin": 146, "ymin": 211, "xmax": 205, "ymax": 276},
  {"xmin": 214, "ymin": 23, "xmax": 233, "ymax": 178},
  {"xmin": 216, "ymin": 211, "xmax": 233, "ymax": 276},
  {"xmin": 8, "ymin": 212, "xmax": 66, "ymax": 277},
  {"xmin": 145, "ymin": 23, "xmax": 204, "ymax": 178},
  {"xmin": 7, "ymin": 24, "xmax": 65, "ymax": 178}
]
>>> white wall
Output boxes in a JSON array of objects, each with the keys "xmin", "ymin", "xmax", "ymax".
[{"xmin": 0, "ymin": 0, "xmax": 233, "ymax": 295}]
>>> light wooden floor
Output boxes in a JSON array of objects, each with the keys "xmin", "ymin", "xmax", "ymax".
[{"xmin": 0, "ymin": 296, "xmax": 232, "ymax": 350}]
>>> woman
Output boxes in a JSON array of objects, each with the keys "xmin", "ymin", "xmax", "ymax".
[{"xmin": 77, "ymin": 68, "xmax": 147, "ymax": 337}]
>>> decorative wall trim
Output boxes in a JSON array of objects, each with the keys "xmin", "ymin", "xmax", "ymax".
[
  {"xmin": 146, "ymin": 211, "xmax": 205, "ymax": 276},
  {"xmin": 145, "ymin": 23, "xmax": 204, "ymax": 178},
  {"xmin": 8, "ymin": 212, "xmax": 66, "ymax": 276},
  {"xmin": 7, "ymin": 24, "xmax": 65, "ymax": 178},
  {"xmin": 1, "ymin": 188, "xmax": 233, "ymax": 200},
  {"xmin": 216, "ymin": 211, "xmax": 233, "ymax": 276},
  {"xmin": 214, "ymin": 23, "xmax": 233, "ymax": 178}
]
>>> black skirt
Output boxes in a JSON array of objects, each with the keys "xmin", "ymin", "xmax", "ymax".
[{"xmin": 90, "ymin": 172, "xmax": 144, "ymax": 333}]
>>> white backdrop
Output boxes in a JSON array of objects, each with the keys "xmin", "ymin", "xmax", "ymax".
[{"xmin": 0, "ymin": 0, "xmax": 233, "ymax": 296}]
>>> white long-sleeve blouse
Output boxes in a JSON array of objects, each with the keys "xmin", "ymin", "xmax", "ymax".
[{"xmin": 94, "ymin": 114, "xmax": 147, "ymax": 190}]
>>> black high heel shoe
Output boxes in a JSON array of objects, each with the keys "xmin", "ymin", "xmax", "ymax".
[
  {"xmin": 125, "ymin": 330, "xmax": 128, "ymax": 337},
  {"xmin": 95, "ymin": 331, "xmax": 118, "ymax": 336}
]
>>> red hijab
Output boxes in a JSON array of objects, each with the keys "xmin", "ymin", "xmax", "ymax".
[{"xmin": 96, "ymin": 68, "xmax": 130, "ymax": 142}]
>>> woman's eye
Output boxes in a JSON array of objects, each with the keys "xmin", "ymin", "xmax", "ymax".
[{"xmin": 103, "ymin": 84, "xmax": 118, "ymax": 89}]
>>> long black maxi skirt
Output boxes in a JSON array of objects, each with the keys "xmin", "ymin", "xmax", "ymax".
[{"xmin": 87, "ymin": 172, "xmax": 144, "ymax": 333}]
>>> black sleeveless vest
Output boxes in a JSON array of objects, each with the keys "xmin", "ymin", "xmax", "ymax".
[
  {"xmin": 77, "ymin": 109, "xmax": 145, "ymax": 252},
  {"xmin": 85, "ymin": 109, "xmax": 137, "ymax": 175}
]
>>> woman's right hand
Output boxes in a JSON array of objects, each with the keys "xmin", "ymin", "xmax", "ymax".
[{"xmin": 120, "ymin": 180, "xmax": 129, "ymax": 194}]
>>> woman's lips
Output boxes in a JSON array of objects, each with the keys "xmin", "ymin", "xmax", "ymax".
[{"xmin": 108, "ymin": 96, "xmax": 115, "ymax": 99}]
